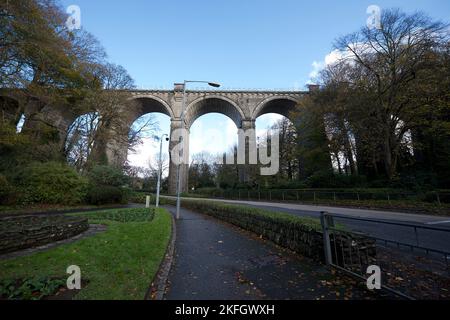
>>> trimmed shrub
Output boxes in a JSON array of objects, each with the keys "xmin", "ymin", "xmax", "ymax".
[
  {"xmin": 14, "ymin": 162, "xmax": 88, "ymax": 205},
  {"xmin": 129, "ymin": 192, "xmax": 152, "ymax": 204},
  {"xmin": 86, "ymin": 165, "xmax": 130, "ymax": 205},
  {"xmin": 128, "ymin": 192, "xmax": 171, "ymax": 206},
  {"xmin": 87, "ymin": 165, "xmax": 129, "ymax": 186},
  {"xmin": 305, "ymin": 170, "xmax": 367, "ymax": 188},
  {"xmin": 422, "ymin": 191, "xmax": 448, "ymax": 203},
  {"xmin": 86, "ymin": 185, "xmax": 123, "ymax": 205},
  {"xmin": 0, "ymin": 175, "xmax": 13, "ymax": 205}
]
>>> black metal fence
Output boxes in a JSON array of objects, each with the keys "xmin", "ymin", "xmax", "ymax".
[
  {"xmin": 320, "ymin": 212, "xmax": 450, "ymax": 300},
  {"xmin": 198, "ymin": 189, "xmax": 450, "ymax": 205}
]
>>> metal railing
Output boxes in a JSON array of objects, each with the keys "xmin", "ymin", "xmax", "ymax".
[
  {"xmin": 320, "ymin": 212, "xmax": 450, "ymax": 300},
  {"xmin": 194, "ymin": 189, "xmax": 450, "ymax": 205}
]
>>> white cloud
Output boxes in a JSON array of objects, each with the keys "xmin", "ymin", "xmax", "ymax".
[
  {"xmin": 324, "ymin": 49, "xmax": 345, "ymax": 65},
  {"xmin": 307, "ymin": 49, "xmax": 349, "ymax": 84},
  {"xmin": 309, "ymin": 60, "xmax": 325, "ymax": 81}
]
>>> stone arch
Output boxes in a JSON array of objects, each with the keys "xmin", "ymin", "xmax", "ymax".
[
  {"xmin": 252, "ymin": 96, "xmax": 299, "ymax": 122},
  {"xmin": 127, "ymin": 95, "xmax": 174, "ymax": 123},
  {"xmin": 102, "ymin": 95, "xmax": 174, "ymax": 168},
  {"xmin": 184, "ymin": 96, "xmax": 244, "ymax": 129}
]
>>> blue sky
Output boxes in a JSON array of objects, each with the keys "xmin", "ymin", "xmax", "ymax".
[{"xmin": 60, "ymin": 0, "xmax": 450, "ymax": 168}]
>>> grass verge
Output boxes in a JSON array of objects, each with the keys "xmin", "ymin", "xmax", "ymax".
[{"xmin": 0, "ymin": 207, "xmax": 172, "ymax": 300}]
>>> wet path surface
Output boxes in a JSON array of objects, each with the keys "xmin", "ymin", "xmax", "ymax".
[{"xmin": 163, "ymin": 206, "xmax": 383, "ymax": 300}]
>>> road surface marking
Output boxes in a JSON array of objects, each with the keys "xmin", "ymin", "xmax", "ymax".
[{"xmin": 426, "ymin": 220, "xmax": 450, "ymax": 225}]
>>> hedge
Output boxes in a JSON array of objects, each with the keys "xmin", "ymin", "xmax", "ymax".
[{"xmin": 14, "ymin": 162, "xmax": 88, "ymax": 205}]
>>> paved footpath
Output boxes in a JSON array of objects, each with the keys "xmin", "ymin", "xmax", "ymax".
[{"xmin": 163, "ymin": 205, "xmax": 387, "ymax": 300}]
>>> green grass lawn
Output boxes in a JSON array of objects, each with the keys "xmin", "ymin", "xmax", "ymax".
[{"xmin": 0, "ymin": 208, "xmax": 172, "ymax": 300}]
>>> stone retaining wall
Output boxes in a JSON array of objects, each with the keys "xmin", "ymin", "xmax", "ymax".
[{"xmin": 0, "ymin": 216, "xmax": 89, "ymax": 254}]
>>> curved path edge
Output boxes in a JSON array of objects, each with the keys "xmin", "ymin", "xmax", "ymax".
[{"xmin": 145, "ymin": 212, "xmax": 177, "ymax": 300}]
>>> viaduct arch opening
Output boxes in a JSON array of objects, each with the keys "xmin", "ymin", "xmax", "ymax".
[
  {"xmin": 184, "ymin": 96, "xmax": 244, "ymax": 129},
  {"xmin": 252, "ymin": 97, "xmax": 298, "ymax": 122},
  {"xmin": 168, "ymin": 96, "xmax": 245, "ymax": 194}
]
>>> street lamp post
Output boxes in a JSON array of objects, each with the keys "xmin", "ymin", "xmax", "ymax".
[
  {"xmin": 175, "ymin": 80, "xmax": 221, "ymax": 220},
  {"xmin": 155, "ymin": 133, "xmax": 169, "ymax": 208}
]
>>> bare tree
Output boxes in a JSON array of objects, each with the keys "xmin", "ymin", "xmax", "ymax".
[
  {"xmin": 333, "ymin": 9, "xmax": 449, "ymax": 179},
  {"xmin": 66, "ymin": 63, "xmax": 158, "ymax": 170}
]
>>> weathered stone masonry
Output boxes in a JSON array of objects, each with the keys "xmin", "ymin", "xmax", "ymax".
[{"xmin": 1, "ymin": 85, "xmax": 321, "ymax": 194}]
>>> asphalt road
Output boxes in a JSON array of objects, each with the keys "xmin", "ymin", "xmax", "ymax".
[{"xmin": 163, "ymin": 196, "xmax": 450, "ymax": 253}]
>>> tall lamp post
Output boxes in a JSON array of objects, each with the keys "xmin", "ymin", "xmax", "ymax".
[
  {"xmin": 154, "ymin": 133, "xmax": 169, "ymax": 208},
  {"xmin": 175, "ymin": 80, "xmax": 221, "ymax": 220}
]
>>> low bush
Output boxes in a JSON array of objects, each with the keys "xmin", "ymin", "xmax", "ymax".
[
  {"xmin": 86, "ymin": 166, "xmax": 130, "ymax": 205},
  {"xmin": 86, "ymin": 185, "xmax": 124, "ymax": 205},
  {"xmin": 0, "ymin": 174, "xmax": 13, "ymax": 205},
  {"xmin": 192, "ymin": 187, "xmax": 224, "ymax": 197},
  {"xmin": 87, "ymin": 165, "xmax": 129, "ymax": 186},
  {"xmin": 422, "ymin": 191, "xmax": 446, "ymax": 203},
  {"xmin": 13, "ymin": 162, "xmax": 88, "ymax": 205},
  {"xmin": 129, "ymin": 192, "xmax": 172, "ymax": 206},
  {"xmin": 171, "ymin": 199, "xmax": 321, "ymax": 230},
  {"xmin": 304, "ymin": 170, "xmax": 368, "ymax": 188},
  {"xmin": 129, "ymin": 192, "xmax": 151, "ymax": 204},
  {"xmin": 0, "ymin": 277, "xmax": 66, "ymax": 300}
]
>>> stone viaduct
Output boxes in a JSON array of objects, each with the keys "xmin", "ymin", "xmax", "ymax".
[{"xmin": 0, "ymin": 85, "xmax": 319, "ymax": 194}]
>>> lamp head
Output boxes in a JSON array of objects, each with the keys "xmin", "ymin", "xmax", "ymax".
[{"xmin": 208, "ymin": 82, "xmax": 221, "ymax": 88}]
